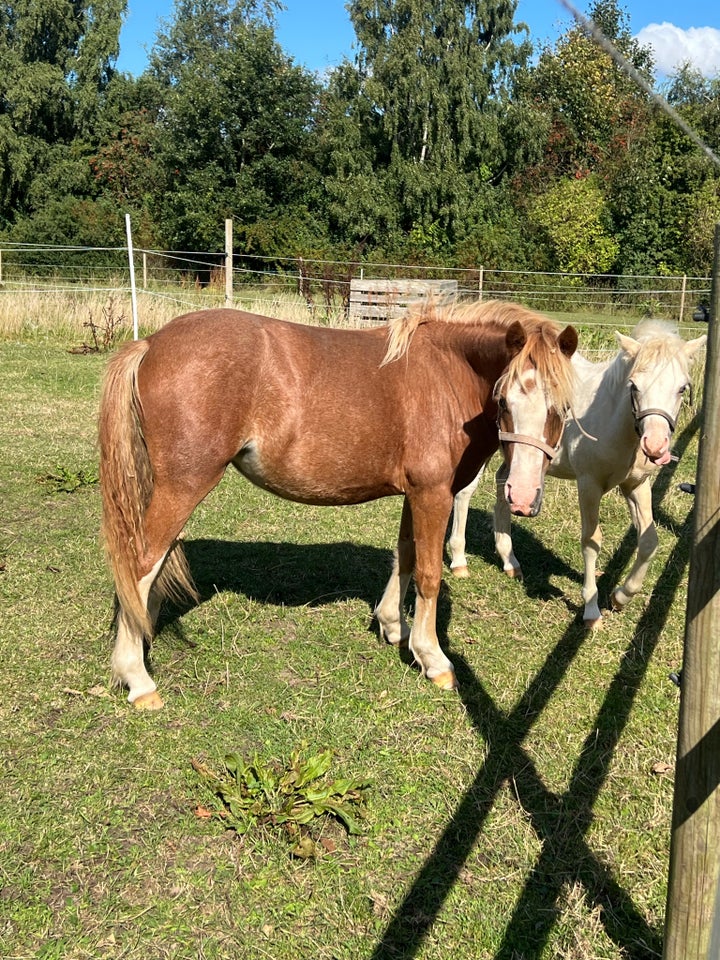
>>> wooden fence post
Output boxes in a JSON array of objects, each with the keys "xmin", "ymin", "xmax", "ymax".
[{"xmin": 663, "ymin": 224, "xmax": 720, "ymax": 958}]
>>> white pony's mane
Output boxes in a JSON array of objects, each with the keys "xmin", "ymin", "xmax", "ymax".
[
  {"xmin": 630, "ymin": 318, "xmax": 678, "ymax": 340},
  {"xmin": 626, "ymin": 319, "xmax": 690, "ymax": 376},
  {"xmin": 572, "ymin": 319, "xmax": 689, "ymax": 411}
]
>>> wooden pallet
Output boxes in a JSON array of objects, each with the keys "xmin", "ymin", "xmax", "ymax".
[{"xmin": 348, "ymin": 278, "xmax": 458, "ymax": 324}]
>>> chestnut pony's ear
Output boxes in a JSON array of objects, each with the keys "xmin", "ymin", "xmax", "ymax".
[
  {"xmin": 558, "ymin": 325, "xmax": 578, "ymax": 358},
  {"xmin": 505, "ymin": 320, "xmax": 527, "ymax": 358}
]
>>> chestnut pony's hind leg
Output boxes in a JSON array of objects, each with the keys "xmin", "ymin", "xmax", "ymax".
[
  {"xmin": 112, "ymin": 554, "xmax": 168, "ymax": 709},
  {"xmin": 112, "ymin": 477, "xmax": 220, "ymax": 708}
]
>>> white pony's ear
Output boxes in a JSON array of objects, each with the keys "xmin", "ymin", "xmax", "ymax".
[
  {"xmin": 685, "ymin": 334, "xmax": 707, "ymax": 359},
  {"xmin": 615, "ymin": 331, "xmax": 640, "ymax": 357}
]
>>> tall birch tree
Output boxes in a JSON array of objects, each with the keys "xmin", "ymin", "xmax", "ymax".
[{"xmin": 342, "ymin": 0, "xmax": 534, "ymax": 249}]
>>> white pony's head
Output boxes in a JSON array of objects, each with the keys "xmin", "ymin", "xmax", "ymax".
[{"xmin": 616, "ymin": 321, "xmax": 706, "ymax": 465}]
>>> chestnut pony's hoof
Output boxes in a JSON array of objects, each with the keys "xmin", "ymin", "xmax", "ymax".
[
  {"xmin": 133, "ymin": 690, "xmax": 164, "ymax": 710},
  {"xmin": 430, "ymin": 670, "xmax": 458, "ymax": 691}
]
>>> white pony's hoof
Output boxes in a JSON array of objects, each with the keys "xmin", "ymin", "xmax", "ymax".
[
  {"xmin": 451, "ymin": 565, "xmax": 470, "ymax": 579},
  {"xmin": 430, "ymin": 670, "xmax": 458, "ymax": 691},
  {"xmin": 583, "ymin": 617, "xmax": 603, "ymax": 630},
  {"xmin": 504, "ymin": 567, "xmax": 523, "ymax": 581},
  {"xmin": 132, "ymin": 690, "xmax": 165, "ymax": 710},
  {"xmin": 611, "ymin": 591, "xmax": 629, "ymax": 611}
]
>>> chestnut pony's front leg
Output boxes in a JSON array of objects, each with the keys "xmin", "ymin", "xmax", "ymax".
[
  {"xmin": 375, "ymin": 492, "xmax": 457, "ymax": 689},
  {"xmin": 406, "ymin": 488, "xmax": 457, "ymax": 690}
]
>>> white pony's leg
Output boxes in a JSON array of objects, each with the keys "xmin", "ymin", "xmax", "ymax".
[
  {"xmin": 577, "ymin": 481, "xmax": 603, "ymax": 627},
  {"xmin": 449, "ymin": 468, "xmax": 483, "ymax": 577},
  {"xmin": 375, "ymin": 552, "xmax": 412, "ymax": 647},
  {"xmin": 111, "ymin": 555, "xmax": 166, "ymax": 709},
  {"xmin": 375, "ymin": 500, "xmax": 413, "ymax": 647},
  {"xmin": 493, "ymin": 468, "xmax": 523, "ymax": 579},
  {"xmin": 612, "ymin": 477, "xmax": 658, "ymax": 611}
]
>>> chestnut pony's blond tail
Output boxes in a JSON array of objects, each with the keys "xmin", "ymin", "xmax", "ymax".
[
  {"xmin": 98, "ymin": 340, "xmax": 155, "ymax": 640},
  {"xmin": 99, "ymin": 341, "xmax": 198, "ymax": 644}
]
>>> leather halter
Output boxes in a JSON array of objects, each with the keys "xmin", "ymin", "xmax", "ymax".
[
  {"xmin": 629, "ymin": 383, "xmax": 681, "ymax": 436},
  {"xmin": 494, "ymin": 373, "xmax": 567, "ymax": 462},
  {"xmin": 498, "ymin": 429, "xmax": 561, "ymax": 461}
]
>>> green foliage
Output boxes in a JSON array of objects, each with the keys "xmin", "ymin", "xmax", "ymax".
[
  {"xmin": 0, "ymin": 0, "xmax": 128, "ymax": 227},
  {"xmin": 36, "ymin": 466, "xmax": 99, "ymax": 493},
  {"xmin": 330, "ymin": 0, "xmax": 533, "ymax": 246},
  {"xmin": 0, "ymin": 0, "xmax": 718, "ymax": 275},
  {"xmin": 530, "ymin": 175, "xmax": 619, "ymax": 274},
  {"xmin": 146, "ymin": 0, "xmax": 320, "ymax": 252},
  {"xmin": 192, "ymin": 747, "xmax": 368, "ymax": 852}
]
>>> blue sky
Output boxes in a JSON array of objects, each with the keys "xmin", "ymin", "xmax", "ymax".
[{"xmin": 116, "ymin": 0, "xmax": 720, "ymax": 80}]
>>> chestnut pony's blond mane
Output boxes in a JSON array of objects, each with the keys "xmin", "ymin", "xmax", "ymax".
[{"xmin": 382, "ymin": 298, "xmax": 575, "ymax": 411}]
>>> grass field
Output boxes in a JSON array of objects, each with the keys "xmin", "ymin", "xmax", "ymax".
[{"xmin": 0, "ymin": 306, "xmax": 705, "ymax": 959}]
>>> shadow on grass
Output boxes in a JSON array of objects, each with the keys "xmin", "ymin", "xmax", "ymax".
[
  {"xmin": 370, "ymin": 505, "xmax": 694, "ymax": 960},
  {"xmin": 369, "ymin": 417, "xmax": 701, "ymax": 960},
  {"xmin": 156, "ymin": 538, "xmax": 394, "ymax": 638},
  {"xmin": 451, "ymin": 504, "xmax": 582, "ymax": 602}
]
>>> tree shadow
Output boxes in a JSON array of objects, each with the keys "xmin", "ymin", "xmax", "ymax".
[{"xmin": 371, "ymin": 418, "xmax": 702, "ymax": 959}]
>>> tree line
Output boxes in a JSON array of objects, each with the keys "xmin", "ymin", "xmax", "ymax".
[{"xmin": 1, "ymin": 0, "xmax": 718, "ymax": 280}]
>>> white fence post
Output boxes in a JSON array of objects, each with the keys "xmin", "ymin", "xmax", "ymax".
[
  {"xmin": 225, "ymin": 218, "xmax": 233, "ymax": 307},
  {"xmin": 679, "ymin": 274, "xmax": 687, "ymax": 322},
  {"xmin": 125, "ymin": 214, "xmax": 139, "ymax": 340}
]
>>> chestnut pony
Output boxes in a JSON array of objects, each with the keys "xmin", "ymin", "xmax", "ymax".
[{"xmin": 99, "ymin": 301, "xmax": 577, "ymax": 708}]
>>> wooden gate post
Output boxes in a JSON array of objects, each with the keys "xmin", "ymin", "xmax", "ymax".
[{"xmin": 663, "ymin": 224, "xmax": 720, "ymax": 958}]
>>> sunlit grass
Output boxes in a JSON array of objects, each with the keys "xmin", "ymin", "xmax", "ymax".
[{"xmin": 0, "ymin": 329, "xmax": 702, "ymax": 958}]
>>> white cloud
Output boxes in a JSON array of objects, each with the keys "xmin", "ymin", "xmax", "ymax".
[{"xmin": 635, "ymin": 23, "xmax": 720, "ymax": 78}]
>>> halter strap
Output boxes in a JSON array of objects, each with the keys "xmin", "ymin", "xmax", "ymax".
[
  {"xmin": 498, "ymin": 430, "xmax": 559, "ymax": 461},
  {"xmin": 633, "ymin": 404, "xmax": 675, "ymax": 436},
  {"xmin": 629, "ymin": 383, "xmax": 678, "ymax": 435},
  {"xmin": 632, "ymin": 407, "xmax": 677, "ymax": 434}
]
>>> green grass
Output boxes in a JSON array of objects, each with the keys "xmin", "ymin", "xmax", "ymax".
[{"xmin": 0, "ymin": 328, "xmax": 702, "ymax": 959}]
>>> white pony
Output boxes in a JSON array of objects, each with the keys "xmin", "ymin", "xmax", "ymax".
[{"xmin": 448, "ymin": 320, "xmax": 706, "ymax": 626}]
